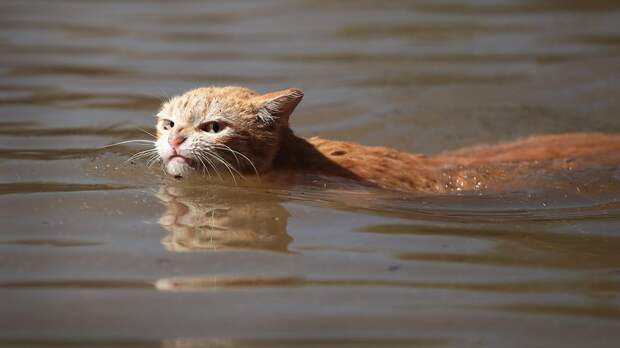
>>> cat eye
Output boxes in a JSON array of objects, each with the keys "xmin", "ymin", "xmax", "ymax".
[
  {"xmin": 200, "ymin": 121, "xmax": 224, "ymax": 134},
  {"xmin": 161, "ymin": 119, "xmax": 174, "ymax": 130}
]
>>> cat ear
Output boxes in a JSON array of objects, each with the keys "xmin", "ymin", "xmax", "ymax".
[{"xmin": 256, "ymin": 88, "xmax": 304, "ymax": 125}]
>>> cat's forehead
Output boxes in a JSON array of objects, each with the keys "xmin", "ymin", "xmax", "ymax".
[{"xmin": 159, "ymin": 87, "xmax": 258, "ymax": 121}]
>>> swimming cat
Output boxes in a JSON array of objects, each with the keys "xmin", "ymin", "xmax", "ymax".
[{"xmin": 154, "ymin": 86, "xmax": 620, "ymax": 193}]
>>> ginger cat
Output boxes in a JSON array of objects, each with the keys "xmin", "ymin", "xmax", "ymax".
[{"xmin": 154, "ymin": 86, "xmax": 620, "ymax": 194}]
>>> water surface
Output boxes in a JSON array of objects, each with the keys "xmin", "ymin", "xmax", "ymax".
[{"xmin": 2, "ymin": 1, "xmax": 620, "ymax": 347}]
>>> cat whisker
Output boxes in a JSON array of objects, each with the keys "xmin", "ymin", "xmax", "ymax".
[
  {"xmin": 206, "ymin": 150, "xmax": 240, "ymax": 184},
  {"xmin": 98, "ymin": 139, "xmax": 160, "ymax": 169},
  {"xmin": 192, "ymin": 152, "xmax": 206, "ymax": 177},
  {"xmin": 209, "ymin": 149, "xmax": 243, "ymax": 177},
  {"xmin": 137, "ymin": 127, "xmax": 157, "ymax": 139},
  {"xmin": 191, "ymin": 150, "xmax": 212, "ymax": 179},
  {"xmin": 127, "ymin": 147, "xmax": 158, "ymax": 157},
  {"xmin": 207, "ymin": 153, "xmax": 235, "ymax": 183},
  {"xmin": 158, "ymin": 162, "xmax": 167, "ymax": 176},
  {"xmin": 212, "ymin": 144, "xmax": 240, "ymax": 166},
  {"xmin": 220, "ymin": 157, "xmax": 245, "ymax": 183},
  {"xmin": 197, "ymin": 154, "xmax": 222, "ymax": 180},
  {"xmin": 197, "ymin": 152, "xmax": 223, "ymax": 181},
  {"xmin": 126, "ymin": 151, "xmax": 155, "ymax": 163},
  {"xmin": 146, "ymin": 154, "xmax": 162, "ymax": 168},
  {"xmin": 186, "ymin": 140, "xmax": 258, "ymax": 182},
  {"xmin": 101, "ymin": 139, "xmax": 156, "ymax": 149},
  {"xmin": 212, "ymin": 144, "xmax": 259, "ymax": 177},
  {"xmin": 222, "ymin": 157, "xmax": 245, "ymax": 180},
  {"xmin": 127, "ymin": 153, "xmax": 157, "ymax": 164},
  {"xmin": 126, "ymin": 148, "xmax": 159, "ymax": 163}
]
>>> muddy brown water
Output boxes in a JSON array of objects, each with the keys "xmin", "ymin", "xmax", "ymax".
[{"xmin": 2, "ymin": 1, "xmax": 620, "ymax": 347}]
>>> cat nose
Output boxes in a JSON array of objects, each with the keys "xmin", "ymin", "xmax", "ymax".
[{"xmin": 169, "ymin": 135, "xmax": 187, "ymax": 147}]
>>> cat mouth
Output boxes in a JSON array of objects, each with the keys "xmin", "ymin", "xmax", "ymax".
[
  {"xmin": 169, "ymin": 154, "xmax": 195, "ymax": 166},
  {"xmin": 165, "ymin": 155, "xmax": 197, "ymax": 178}
]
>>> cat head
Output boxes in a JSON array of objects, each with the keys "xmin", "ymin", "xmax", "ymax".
[{"xmin": 155, "ymin": 86, "xmax": 303, "ymax": 178}]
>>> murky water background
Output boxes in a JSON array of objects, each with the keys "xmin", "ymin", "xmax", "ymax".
[{"xmin": 2, "ymin": 1, "xmax": 620, "ymax": 347}]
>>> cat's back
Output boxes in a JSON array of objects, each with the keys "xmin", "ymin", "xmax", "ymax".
[
  {"xmin": 306, "ymin": 133, "xmax": 620, "ymax": 193},
  {"xmin": 432, "ymin": 132, "xmax": 620, "ymax": 166},
  {"xmin": 308, "ymin": 136, "xmax": 441, "ymax": 192}
]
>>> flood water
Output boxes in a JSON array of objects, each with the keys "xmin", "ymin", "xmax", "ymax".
[{"xmin": 2, "ymin": 1, "xmax": 620, "ymax": 347}]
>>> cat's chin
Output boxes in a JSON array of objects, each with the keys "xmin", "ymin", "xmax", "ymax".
[{"xmin": 165, "ymin": 157, "xmax": 193, "ymax": 178}]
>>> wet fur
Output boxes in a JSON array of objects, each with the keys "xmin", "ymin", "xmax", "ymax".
[{"xmin": 155, "ymin": 86, "xmax": 620, "ymax": 193}]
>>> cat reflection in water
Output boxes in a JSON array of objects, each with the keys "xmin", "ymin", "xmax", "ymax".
[
  {"xmin": 157, "ymin": 184, "xmax": 291, "ymax": 252},
  {"xmin": 145, "ymin": 86, "xmax": 620, "ymax": 193}
]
